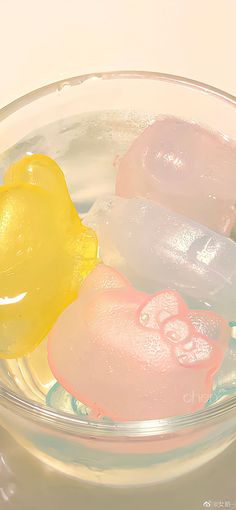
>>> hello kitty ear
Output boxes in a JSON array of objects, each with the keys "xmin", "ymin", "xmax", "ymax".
[
  {"xmin": 138, "ymin": 289, "xmax": 187, "ymax": 329},
  {"xmin": 80, "ymin": 264, "xmax": 130, "ymax": 296},
  {"xmin": 187, "ymin": 310, "xmax": 229, "ymax": 347}
]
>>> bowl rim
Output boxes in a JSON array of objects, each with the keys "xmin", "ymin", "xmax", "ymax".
[
  {"xmin": 0, "ymin": 70, "xmax": 235, "ymax": 119},
  {"xmin": 0, "ymin": 70, "xmax": 236, "ymax": 439}
]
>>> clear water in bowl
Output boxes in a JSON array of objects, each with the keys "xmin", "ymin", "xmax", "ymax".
[
  {"xmin": 0, "ymin": 109, "xmax": 235, "ymax": 418},
  {"xmin": 0, "ymin": 110, "xmax": 155, "ymax": 212}
]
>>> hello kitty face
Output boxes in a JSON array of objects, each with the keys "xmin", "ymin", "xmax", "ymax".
[{"xmin": 48, "ymin": 265, "xmax": 228, "ymax": 420}]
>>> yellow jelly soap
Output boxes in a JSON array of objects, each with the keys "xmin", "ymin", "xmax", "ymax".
[{"xmin": 0, "ymin": 154, "xmax": 98, "ymax": 358}]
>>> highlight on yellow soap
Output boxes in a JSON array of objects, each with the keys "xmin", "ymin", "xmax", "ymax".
[{"xmin": 0, "ymin": 154, "xmax": 99, "ymax": 359}]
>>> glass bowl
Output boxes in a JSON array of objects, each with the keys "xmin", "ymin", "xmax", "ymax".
[{"xmin": 0, "ymin": 71, "xmax": 236, "ymax": 487}]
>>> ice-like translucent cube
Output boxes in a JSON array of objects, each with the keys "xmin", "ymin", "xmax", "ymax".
[
  {"xmin": 116, "ymin": 117, "xmax": 236, "ymax": 235},
  {"xmin": 84, "ymin": 195, "xmax": 236, "ymax": 320}
]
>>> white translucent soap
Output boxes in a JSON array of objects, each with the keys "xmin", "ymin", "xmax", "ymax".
[{"xmin": 84, "ymin": 196, "xmax": 236, "ymax": 320}]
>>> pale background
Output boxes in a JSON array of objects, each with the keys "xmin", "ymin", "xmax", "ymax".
[
  {"xmin": 0, "ymin": 0, "xmax": 236, "ymax": 508},
  {"xmin": 0, "ymin": 0, "xmax": 235, "ymax": 108}
]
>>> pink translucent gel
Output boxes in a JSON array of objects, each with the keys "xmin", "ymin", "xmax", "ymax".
[
  {"xmin": 48, "ymin": 265, "xmax": 228, "ymax": 421},
  {"xmin": 116, "ymin": 116, "xmax": 236, "ymax": 235}
]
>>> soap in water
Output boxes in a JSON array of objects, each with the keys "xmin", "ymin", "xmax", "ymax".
[
  {"xmin": 116, "ymin": 116, "xmax": 236, "ymax": 235},
  {"xmin": 84, "ymin": 195, "xmax": 236, "ymax": 320},
  {"xmin": 0, "ymin": 154, "xmax": 98, "ymax": 358},
  {"xmin": 48, "ymin": 264, "xmax": 228, "ymax": 421}
]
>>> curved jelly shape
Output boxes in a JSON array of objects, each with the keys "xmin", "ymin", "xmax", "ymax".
[
  {"xmin": 46, "ymin": 382, "xmax": 111, "ymax": 421},
  {"xmin": 0, "ymin": 154, "xmax": 98, "ymax": 358},
  {"xmin": 48, "ymin": 264, "xmax": 228, "ymax": 421},
  {"xmin": 208, "ymin": 338, "xmax": 236, "ymax": 404},
  {"xmin": 84, "ymin": 195, "xmax": 236, "ymax": 320},
  {"xmin": 46, "ymin": 382, "xmax": 91, "ymax": 416},
  {"xmin": 116, "ymin": 116, "xmax": 236, "ymax": 235},
  {"xmin": 46, "ymin": 382, "xmax": 77, "ymax": 414}
]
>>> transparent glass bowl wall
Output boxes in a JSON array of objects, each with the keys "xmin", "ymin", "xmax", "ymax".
[{"xmin": 0, "ymin": 72, "xmax": 235, "ymax": 487}]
